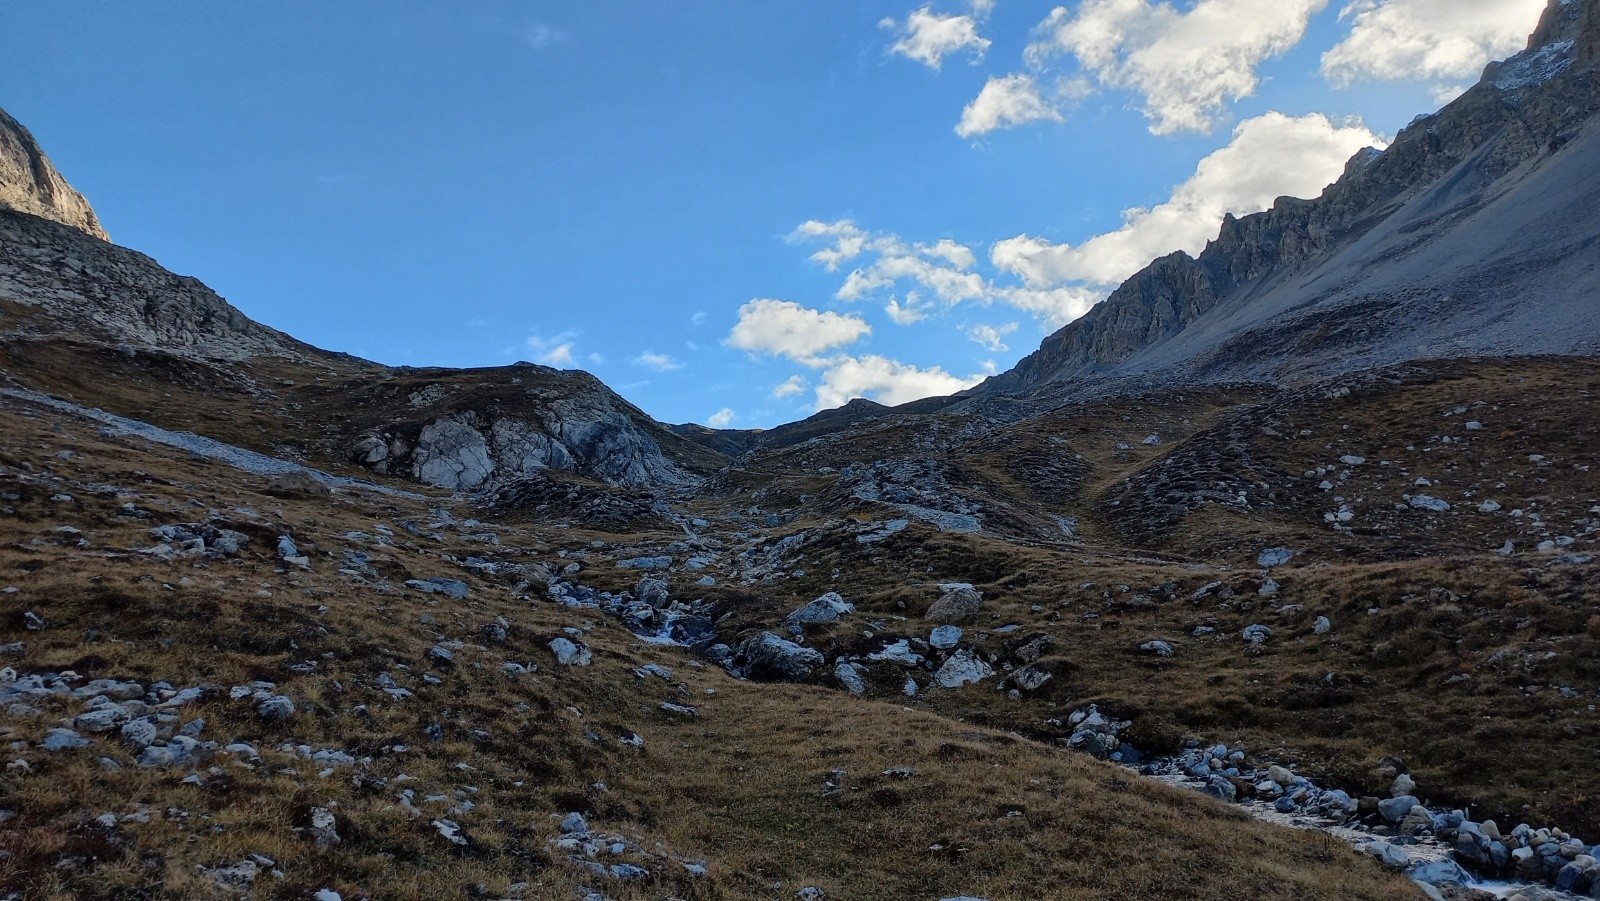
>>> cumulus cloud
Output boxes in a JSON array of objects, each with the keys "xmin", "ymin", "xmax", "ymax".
[
  {"xmin": 882, "ymin": 1, "xmax": 995, "ymax": 69},
  {"xmin": 795, "ymin": 220, "xmax": 1101, "ymax": 326},
  {"xmin": 1025, "ymin": 0, "xmax": 1329, "ymax": 135},
  {"xmin": 632, "ymin": 350, "xmax": 684, "ymax": 372},
  {"xmin": 1321, "ymin": 0, "xmax": 1547, "ymax": 87},
  {"xmin": 991, "ymin": 112, "xmax": 1383, "ymax": 288},
  {"xmin": 814, "ymin": 355, "xmax": 987, "ymax": 410},
  {"xmin": 956, "ymin": 74, "xmax": 1067, "ymax": 137},
  {"xmin": 966, "ymin": 321, "xmax": 1019, "ymax": 352},
  {"xmin": 706, "ymin": 408, "xmax": 735, "ymax": 428},
  {"xmin": 526, "ymin": 331, "xmax": 579, "ymax": 367},
  {"xmin": 726, "ymin": 299, "xmax": 872, "ymax": 364},
  {"xmin": 772, "ymin": 375, "xmax": 808, "ymax": 399}
]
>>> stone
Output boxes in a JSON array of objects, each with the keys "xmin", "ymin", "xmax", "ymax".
[
  {"xmin": 1312, "ymin": 616, "xmax": 1332, "ymax": 635},
  {"xmin": 616, "ymin": 556, "xmax": 672, "ymax": 571},
  {"xmin": 1010, "ymin": 665, "xmax": 1052, "ymax": 692},
  {"xmin": 257, "ymin": 695, "xmax": 295, "ymax": 721},
  {"xmin": 735, "ymin": 632, "xmax": 824, "ymax": 682},
  {"xmin": 934, "ymin": 649, "xmax": 994, "ymax": 689},
  {"xmin": 1391, "ymin": 773, "xmax": 1417, "ymax": 798},
  {"xmin": 834, "ymin": 660, "xmax": 867, "ymax": 695},
  {"xmin": 405, "ymin": 578, "xmax": 470, "ymax": 599},
  {"xmin": 203, "ymin": 860, "xmax": 260, "ymax": 890},
  {"xmin": 41, "ymin": 728, "xmax": 88, "ymax": 751},
  {"xmin": 929, "ymin": 625, "xmax": 962, "ymax": 649},
  {"xmin": 786, "ymin": 592, "xmax": 854, "ymax": 627},
  {"xmin": 560, "ymin": 811, "xmax": 589, "ymax": 835},
  {"xmin": 74, "ymin": 706, "xmax": 130, "ymax": 733},
  {"xmin": 925, "ymin": 583, "xmax": 983, "ymax": 623},
  {"xmin": 120, "ymin": 719, "xmax": 158, "ymax": 749},
  {"xmin": 634, "ymin": 576, "xmax": 670, "ymax": 608},
  {"xmin": 1410, "ymin": 495, "xmax": 1452, "ymax": 513},
  {"xmin": 1257, "ymin": 547, "xmax": 1293, "ymax": 569},
  {"xmin": 1367, "ymin": 841, "xmax": 1410, "ymax": 869},
  {"xmin": 548, "ymin": 638, "xmax": 592, "ymax": 666},
  {"xmin": 309, "ymin": 806, "xmax": 339, "ymax": 849},
  {"xmin": 1378, "ymin": 795, "xmax": 1419, "ymax": 823},
  {"xmin": 1139, "ymin": 640, "xmax": 1174, "ymax": 658},
  {"xmin": 1268, "ymin": 765, "xmax": 1296, "ymax": 786},
  {"xmin": 1478, "ymin": 499, "xmax": 1503, "ymax": 514},
  {"xmin": 1242, "ymin": 624, "xmax": 1271, "ymax": 645}
]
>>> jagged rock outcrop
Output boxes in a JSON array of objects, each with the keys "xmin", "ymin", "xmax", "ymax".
[
  {"xmin": 980, "ymin": 0, "xmax": 1600, "ymax": 399},
  {"xmin": 345, "ymin": 370, "xmax": 706, "ymax": 491},
  {"xmin": 0, "ymin": 106, "xmax": 107, "ymax": 241}
]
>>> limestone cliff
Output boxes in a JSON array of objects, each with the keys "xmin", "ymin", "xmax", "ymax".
[{"xmin": 0, "ymin": 106, "xmax": 108, "ymax": 241}]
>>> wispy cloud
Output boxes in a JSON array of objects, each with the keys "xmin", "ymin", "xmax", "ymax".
[
  {"xmin": 525, "ymin": 22, "xmax": 570, "ymax": 49},
  {"xmin": 526, "ymin": 330, "xmax": 580, "ymax": 367},
  {"xmin": 633, "ymin": 350, "xmax": 684, "ymax": 372}
]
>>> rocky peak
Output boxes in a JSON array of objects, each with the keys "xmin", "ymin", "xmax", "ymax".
[
  {"xmin": 978, "ymin": 0, "xmax": 1600, "ymax": 400},
  {"xmin": 0, "ymin": 106, "xmax": 108, "ymax": 241}
]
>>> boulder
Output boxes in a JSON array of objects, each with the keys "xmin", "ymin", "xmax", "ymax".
[
  {"xmin": 925, "ymin": 583, "xmax": 983, "ymax": 623},
  {"xmin": 786, "ymin": 592, "xmax": 854, "ymax": 627},
  {"xmin": 635, "ymin": 576, "xmax": 670, "ymax": 608},
  {"xmin": 929, "ymin": 625, "xmax": 963, "ymax": 649},
  {"xmin": 1257, "ymin": 547, "xmax": 1293, "ymax": 569},
  {"xmin": 1139, "ymin": 640, "xmax": 1174, "ymax": 658},
  {"xmin": 834, "ymin": 660, "xmax": 867, "ymax": 695},
  {"xmin": 1379, "ymin": 795, "xmax": 1419, "ymax": 824},
  {"xmin": 548, "ymin": 637, "xmax": 592, "ymax": 666},
  {"xmin": 934, "ymin": 649, "xmax": 994, "ymax": 688},
  {"xmin": 735, "ymin": 632, "xmax": 824, "ymax": 682}
]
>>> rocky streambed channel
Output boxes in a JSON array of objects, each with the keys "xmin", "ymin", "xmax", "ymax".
[{"xmin": 1065, "ymin": 706, "xmax": 1598, "ymax": 900}]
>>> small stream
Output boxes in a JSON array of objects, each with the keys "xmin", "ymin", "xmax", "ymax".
[{"xmin": 1135, "ymin": 750, "xmax": 1589, "ymax": 900}]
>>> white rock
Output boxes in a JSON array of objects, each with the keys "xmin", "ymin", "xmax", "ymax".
[{"xmin": 934, "ymin": 649, "xmax": 993, "ymax": 689}]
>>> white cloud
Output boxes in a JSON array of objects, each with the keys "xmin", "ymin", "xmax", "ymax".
[
  {"xmin": 1321, "ymin": 0, "xmax": 1546, "ymax": 87},
  {"xmin": 966, "ymin": 321, "xmax": 1019, "ymax": 352},
  {"xmin": 527, "ymin": 331, "xmax": 579, "ymax": 367},
  {"xmin": 813, "ymin": 355, "xmax": 987, "ymax": 410},
  {"xmin": 706, "ymin": 408, "xmax": 736, "ymax": 428},
  {"xmin": 526, "ymin": 23, "xmax": 570, "ymax": 49},
  {"xmin": 885, "ymin": 294, "xmax": 934, "ymax": 325},
  {"xmin": 633, "ymin": 350, "xmax": 684, "ymax": 372},
  {"xmin": 690, "ymin": 310, "xmax": 708, "ymax": 326},
  {"xmin": 882, "ymin": 2, "xmax": 994, "ymax": 69},
  {"xmin": 1025, "ymin": 0, "xmax": 1329, "ymax": 135},
  {"xmin": 726, "ymin": 299, "xmax": 872, "ymax": 364},
  {"xmin": 773, "ymin": 375, "xmax": 808, "ymax": 399},
  {"xmin": 794, "ymin": 220, "xmax": 1103, "ymax": 326},
  {"xmin": 790, "ymin": 220, "xmax": 870, "ymax": 272},
  {"xmin": 956, "ymin": 74, "xmax": 1066, "ymax": 137},
  {"xmin": 992, "ymin": 112, "xmax": 1383, "ymax": 288}
]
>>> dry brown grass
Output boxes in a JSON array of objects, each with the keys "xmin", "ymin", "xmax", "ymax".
[{"xmin": 0, "ymin": 394, "xmax": 1423, "ymax": 899}]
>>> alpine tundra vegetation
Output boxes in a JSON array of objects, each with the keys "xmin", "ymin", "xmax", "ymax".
[{"xmin": 1, "ymin": 1, "xmax": 1600, "ymax": 899}]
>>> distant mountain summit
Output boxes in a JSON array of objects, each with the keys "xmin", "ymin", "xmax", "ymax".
[
  {"xmin": 978, "ymin": 0, "xmax": 1600, "ymax": 403},
  {"xmin": 0, "ymin": 106, "xmax": 107, "ymax": 241}
]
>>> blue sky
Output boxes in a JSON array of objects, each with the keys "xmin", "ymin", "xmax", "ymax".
[{"xmin": 0, "ymin": 1, "xmax": 1546, "ymax": 428}]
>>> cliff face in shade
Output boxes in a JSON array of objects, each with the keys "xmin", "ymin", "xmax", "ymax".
[
  {"xmin": 978, "ymin": 0, "xmax": 1600, "ymax": 401},
  {"xmin": 0, "ymin": 106, "xmax": 108, "ymax": 241}
]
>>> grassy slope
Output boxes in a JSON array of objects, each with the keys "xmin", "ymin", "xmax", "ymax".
[{"xmin": 0, "ymin": 392, "xmax": 1417, "ymax": 899}]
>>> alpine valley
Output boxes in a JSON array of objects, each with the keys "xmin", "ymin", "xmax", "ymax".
[{"xmin": 1, "ymin": 3, "xmax": 1599, "ymax": 900}]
